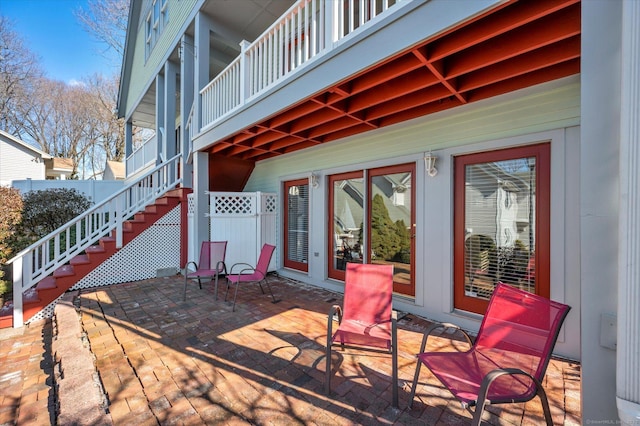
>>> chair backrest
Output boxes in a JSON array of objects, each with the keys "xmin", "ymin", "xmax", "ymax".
[
  {"xmin": 343, "ymin": 263, "xmax": 394, "ymax": 324},
  {"xmin": 474, "ymin": 283, "xmax": 570, "ymax": 380},
  {"xmin": 199, "ymin": 241, "xmax": 227, "ymax": 269},
  {"xmin": 255, "ymin": 244, "xmax": 276, "ymax": 275}
]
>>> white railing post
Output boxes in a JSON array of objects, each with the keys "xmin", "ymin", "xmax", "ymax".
[
  {"xmin": 115, "ymin": 192, "xmax": 123, "ymax": 249},
  {"xmin": 326, "ymin": 0, "xmax": 339, "ymax": 47},
  {"xmin": 12, "ymin": 257, "xmax": 24, "ymax": 328},
  {"xmin": 239, "ymin": 40, "xmax": 251, "ymax": 102}
]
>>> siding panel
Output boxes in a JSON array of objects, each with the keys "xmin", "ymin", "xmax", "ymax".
[{"xmin": 0, "ymin": 141, "xmax": 46, "ymax": 186}]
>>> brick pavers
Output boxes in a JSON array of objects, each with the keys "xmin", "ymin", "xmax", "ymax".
[
  {"xmin": 0, "ymin": 274, "xmax": 582, "ymax": 425},
  {"xmin": 0, "ymin": 319, "xmax": 54, "ymax": 425}
]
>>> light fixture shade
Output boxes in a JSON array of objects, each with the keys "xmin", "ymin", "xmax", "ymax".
[
  {"xmin": 424, "ymin": 153, "xmax": 438, "ymax": 177},
  {"xmin": 310, "ymin": 173, "xmax": 319, "ymax": 188}
]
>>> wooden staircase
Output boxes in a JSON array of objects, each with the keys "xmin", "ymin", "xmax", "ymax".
[{"xmin": 0, "ymin": 189, "xmax": 186, "ymax": 329}]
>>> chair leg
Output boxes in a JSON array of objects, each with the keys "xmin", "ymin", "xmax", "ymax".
[
  {"xmin": 224, "ymin": 277, "xmax": 230, "ymax": 302},
  {"xmin": 232, "ymin": 280, "xmax": 240, "ymax": 312},
  {"xmin": 391, "ymin": 324, "xmax": 398, "ymax": 408},
  {"xmin": 408, "ymin": 333, "xmax": 429, "ymax": 409},
  {"xmin": 325, "ymin": 326, "xmax": 334, "ymax": 395},
  {"xmin": 214, "ymin": 274, "xmax": 219, "ymax": 301},
  {"xmin": 197, "ymin": 278, "xmax": 203, "ymax": 290},
  {"xmin": 183, "ymin": 275, "xmax": 188, "ymax": 302},
  {"xmin": 263, "ymin": 278, "xmax": 277, "ymax": 303},
  {"xmin": 538, "ymin": 388, "xmax": 554, "ymax": 426}
]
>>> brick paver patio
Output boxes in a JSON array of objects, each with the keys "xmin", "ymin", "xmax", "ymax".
[{"xmin": 0, "ymin": 274, "xmax": 581, "ymax": 425}]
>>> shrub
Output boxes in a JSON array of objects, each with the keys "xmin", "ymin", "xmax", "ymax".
[
  {"xmin": 0, "ymin": 186, "xmax": 24, "ymax": 301},
  {"xmin": 19, "ymin": 188, "xmax": 92, "ymax": 241}
]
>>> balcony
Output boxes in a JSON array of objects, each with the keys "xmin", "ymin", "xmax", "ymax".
[
  {"xmin": 191, "ymin": 0, "xmax": 580, "ymax": 162},
  {"xmin": 199, "ymin": 0, "xmax": 412, "ymax": 131}
]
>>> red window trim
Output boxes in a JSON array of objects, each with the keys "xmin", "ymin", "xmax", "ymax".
[
  {"xmin": 283, "ymin": 178, "xmax": 309, "ymax": 272},
  {"xmin": 328, "ymin": 171, "xmax": 363, "ymax": 281},
  {"xmin": 453, "ymin": 143, "xmax": 551, "ymax": 314}
]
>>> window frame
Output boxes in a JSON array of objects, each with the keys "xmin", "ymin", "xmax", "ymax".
[
  {"xmin": 328, "ymin": 170, "xmax": 364, "ymax": 281},
  {"xmin": 283, "ymin": 178, "xmax": 310, "ymax": 272},
  {"xmin": 453, "ymin": 142, "xmax": 551, "ymax": 314}
]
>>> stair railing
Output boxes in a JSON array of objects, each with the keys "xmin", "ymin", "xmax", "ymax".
[{"xmin": 6, "ymin": 154, "xmax": 182, "ymax": 327}]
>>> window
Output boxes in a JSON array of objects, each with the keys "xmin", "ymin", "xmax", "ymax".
[
  {"xmin": 328, "ymin": 171, "xmax": 364, "ymax": 281},
  {"xmin": 283, "ymin": 179, "xmax": 309, "ymax": 272},
  {"xmin": 454, "ymin": 143, "xmax": 550, "ymax": 314},
  {"xmin": 144, "ymin": 0, "xmax": 169, "ymax": 59},
  {"xmin": 328, "ymin": 164, "xmax": 415, "ymax": 296},
  {"xmin": 145, "ymin": 12, "xmax": 152, "ymax": 58}
]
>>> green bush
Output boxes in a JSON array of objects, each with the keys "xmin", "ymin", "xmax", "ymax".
[
  {"xmin": 18, "ymin": 188, "xmax": 92, "ymax": 243},
  {"xmin": 0, "ymin": 188, "xmax": 93, "ymax": 301}
]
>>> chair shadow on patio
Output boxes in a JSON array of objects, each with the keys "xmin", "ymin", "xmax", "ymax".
[{"xmin": 48, "ymin": 274, "xmax": 581, "ymax": 425}]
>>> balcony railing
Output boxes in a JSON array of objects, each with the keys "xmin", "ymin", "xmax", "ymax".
[
  {"xmin": 200, "ymin": 0, "xmax": 406, "ymax": 130},
  {"xmin": 126, "ymin": 133, "xmax": 157, "ymax": 177}
]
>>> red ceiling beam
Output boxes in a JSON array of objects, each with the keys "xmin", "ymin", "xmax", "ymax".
[
  {"xmin": 429, "ymin": 0, "xmax": 580, "ymax": 61},
  {"xmin": 446, "ymin": 5, "xmax": 580, "ymax": 78}
]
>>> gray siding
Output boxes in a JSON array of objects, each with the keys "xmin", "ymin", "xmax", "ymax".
[{"xmin": 0, "ymin": 140, "xmax": 46, "ymax": 186}]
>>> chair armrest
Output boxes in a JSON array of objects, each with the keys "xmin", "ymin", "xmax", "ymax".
[
  {"xmin": 185, "ymin": 261, "xmax": 198, "ymax": 274},
  {"xmin": 473, "ymin": 367, "xmax": 543, "ymax": 424},
  {"xmin": 328, "ymin": 305, "xmax": 343, "ymax": 324},
  {"xmin": 327, "ymin": 305, "xmax": 343, "ymax": 348},
  {"xmin": 215, "ymin": 260, "xmax": 227, "ymax": 275},
  {"xmin": 416, "ymin": 322, "xmax": 473, "ymax": 354},
  {"xmin": 229, "ymin": 262, "xmax": 254, "ymax": 274}
]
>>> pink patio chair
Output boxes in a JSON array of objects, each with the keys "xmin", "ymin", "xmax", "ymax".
[
  {"xmin": 408, "ymin": 283, "xmax": 570, "ymax": 425},
  {"xmin": 325, "ymin": 263, "xmax": 398, "ymax": 408},
  {"xmin": 183, "ymin": 241, "xmax": 227, "ymax": 302},
  {"xmin": 224, "ymin": 243, "xmax": 277, "ymax": 311}
]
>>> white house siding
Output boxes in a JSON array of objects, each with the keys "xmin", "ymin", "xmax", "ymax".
[
  {"xmin": 0, "ymin": 140, "xmax": 46, "ymax": 186},
  {"xmin": 123, "ymin": 0, "xmax": 198, "ymax": 119},
  {"xmin": 244, "ymin": 78, "xmax": 581, "ymax": 360}
]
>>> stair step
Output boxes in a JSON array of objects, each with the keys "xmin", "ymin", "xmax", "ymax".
[
  {"xmin": 0, "ymin": 301, "xmax": 13, "ymax": 316},
  {"xmin": 0, "ymin": 302, "xmax": 12, "ymax": 328},
  {"xmin": 70, "ymin": 254, "xmax": 90, "ymax": 265},
  {"xmin": 24, "ymin": 289, "xmax": 40, "ymax": 304},
  {"xmin": 36, "ymin": 277, "xmax": 57, "ymax": 290},
  {"xmin": 53, "ymin": 265, "xmax": 75, "ymax": 278},
  {"xmin": 86, "ymin": 245, "xmax": 106, "ymax": 254}
]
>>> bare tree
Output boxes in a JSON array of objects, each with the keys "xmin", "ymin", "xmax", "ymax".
[
  {"xmin": 74, "ymin": 0, "xmax": 129, "ymax": 61},
  {"xmin": 1, "ymin": 6, "xmax": 129, "ymax": 180},
  {"xmin": 0, "ymin": 15, "xmax": 43, "ymax": 134}
]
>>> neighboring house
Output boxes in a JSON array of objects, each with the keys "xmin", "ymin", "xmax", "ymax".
[
  {"xmin": 0, "ymin": 129, "xmax": 51, "ymax": 186},
  {"xmin": 44, "ymin": 157, "xmax": 74, "ymax": 180},
  {"xmin": 103, "ymin": 160, "xmax": 125, "ymax": 180},
  {"xmin": 114, "ymin": 0, "xmax": 638, "ymax": 422}
]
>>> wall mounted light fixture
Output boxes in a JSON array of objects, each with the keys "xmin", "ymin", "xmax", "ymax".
[
  {"xmin": 310, "ymin": 173, "xmax": 320, "ymax": 189},
  {"xmin": 424, "ymin": 152, "xmax": 438, "ymax": 177}
]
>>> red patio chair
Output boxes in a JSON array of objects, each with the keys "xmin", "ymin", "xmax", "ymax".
[
  {"xmin": 325, "ymin": 263, "xmax": 398, "ymax": 408},
  {"xmin": 408, "ymin": 283, "xmax": 570, "ymax": 425},
  {"xmin": 224, "ymin": 243, "xmax": 277, "ymax": 311},
  {"xmin": 183, "ymin": 241, "xmax": 227, "ymax": 302}
]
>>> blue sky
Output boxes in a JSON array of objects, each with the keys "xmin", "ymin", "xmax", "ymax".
[{"xmin": 1, "ymin": 0, "xmax": 121, "ymax": 84}]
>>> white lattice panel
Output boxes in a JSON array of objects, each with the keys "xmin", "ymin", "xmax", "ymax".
[
  {"xmin": 72, "ymin": 206, "xmax": 181, "ymax": 290},
  {"xmin": 207, "ymin": 192, "xmax": 277, "ymax": 272},
  {"xmin": 262, "ymin": 193, "xmax": 277, "ymax": 213},
  {"xmin": 213, "ymin": 194, "xmax": 255, "ymax": 216},
  {"xmin": 187, "ymin": 193, "xmax": 195, "ymax": 215},
  {"xmin": 26, "ymin": 295, "xmax": 60, "ymax": 324}
]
